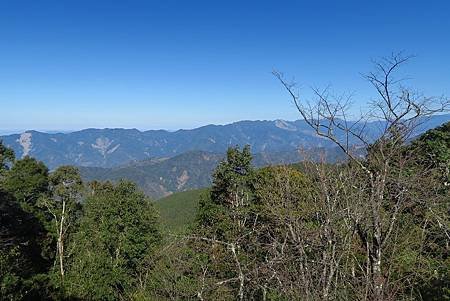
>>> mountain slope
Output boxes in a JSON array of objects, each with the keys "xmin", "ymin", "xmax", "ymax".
[
  {"xmin": 2, "ymin": 120, "xmax": 331, "ymax": 168},
  {"xmin": 79, "ymin": 149, "xmax": 338, "ymax": 199},
  {"xmin": 155, "ymin": 188, "xmax": 208, "ymax": 233},
  {"xmin": 79, "ymin": 151, "xmax": 222, "ymax": 198},
  {"xmin": 2, "ymin": 116, "xmax": 448, "ymax": 169}
]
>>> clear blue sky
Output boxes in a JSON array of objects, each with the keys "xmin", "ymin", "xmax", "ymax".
[{"xmin": 1, "ymin": 0, "xmax": 449, "ymax": 133}]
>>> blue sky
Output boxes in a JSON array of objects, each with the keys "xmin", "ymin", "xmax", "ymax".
[{"xmin": 1, "ymin": 0, "xmax": 449, "ymax": 133}]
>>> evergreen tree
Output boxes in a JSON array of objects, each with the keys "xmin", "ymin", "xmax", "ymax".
[
  {"xmin": 192, "ymin": 146, "xmax": 259, "ymax": 300},
  {"xmin": 65, "ymin": 181, "xmax": 161, "ymax": 300},
  {"xmin": 0, "ymin": 144, "xmax": 51, "ymax": 300},
  {"xmin": 0, "ymin": 141, "xmax": 14, "ymax": 180},
  {"xmin": 210, "ymin": 145, "xmax": 254, "ymax": 207},
  {"xmin": 3, "ymin": 156, "xmax": 49, "ymax": 211}
]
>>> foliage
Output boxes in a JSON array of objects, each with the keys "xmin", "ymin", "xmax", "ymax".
[
  {"xmin": 133, "ymin": 238, "xmax": 209, "ymax": 300},
  {"xmin": 0, "ymin": 140, "xmax": 14, "ymax": 179},
  {"xmin": 410, "ymin": 121, "xmax": 450, "ymax": 186},
  {"xmin": 64, "ymin": 181, "xmax": 161, "ymax": 300},
  {"xmin": 38, "ymin": 165, "xmax": 84, "ymax": 291},
  {"xmin": 3, "ymin": 156, "xmax": 49, "ymax": 210},
  {"xmin": 0, "ymin": 188, "xmax": 52, "ymax": 300}
]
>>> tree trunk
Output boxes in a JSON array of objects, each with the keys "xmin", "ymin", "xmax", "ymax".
[
  {"xmin": 371, "ymin": 175, "xmax": 385, "ymax": 301},
  {"xmin": 58, "ymin": 200, "xmax": 66, "ymax": 281}
]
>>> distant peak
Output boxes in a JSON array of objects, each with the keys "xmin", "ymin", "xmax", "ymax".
[{"xmin": 275, "ymin": 120, "xmax": 297, "ymax": 131}]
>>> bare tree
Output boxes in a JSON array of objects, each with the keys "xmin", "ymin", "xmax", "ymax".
[
  {"xmin": 273, "ymin": 53, "xmax": 450, "ymax": 300},
  {"xmin": 250, "ymin": 162, "xmax": 363, "ymax": 300}
]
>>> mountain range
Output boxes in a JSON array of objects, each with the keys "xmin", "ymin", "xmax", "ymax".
[
  {"xmin": 2, "ymin": 115, "xmax": 448, "ymax": 170},
  {"xmin": 2, "ymin": 116, "xmax": 449, "ymax": 198}
]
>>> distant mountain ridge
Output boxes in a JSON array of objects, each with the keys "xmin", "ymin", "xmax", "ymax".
[
  {"xmin": 79, "ymin": 149, "xmax": 336, "ymax": 199},
  {"xmin": 1, "ymin": 115, "xmax": 449, "ymax": 169}
]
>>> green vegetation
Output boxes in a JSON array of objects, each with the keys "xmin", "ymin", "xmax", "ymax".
[
  {"xmin": 65, "ymin": 181, "xmax": 160, "ymax": 300},
  {"xmin": 155, "ymin": 188, "xmax": 209, "ymax": 233}
]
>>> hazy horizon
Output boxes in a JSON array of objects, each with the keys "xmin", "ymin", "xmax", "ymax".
[
  {"xmin": 0, "ymin": 118, "xmax": 302, "ymax": 135},
  {"xmin": 2, "ymin": 113, "xmax": 450, "ymax": 137}
]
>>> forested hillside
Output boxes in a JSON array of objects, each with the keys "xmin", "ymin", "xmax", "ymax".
[
  {"xmin": 78, "ymin": 148, "xmax": 347, "ymax": 199},
  {"xmin": 79, "ymin": 151, "xmax": 221, "ymax": 198},
  {"xmin": 155, "ymin": 188, "xmax": 208, "ymax": 233}
]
